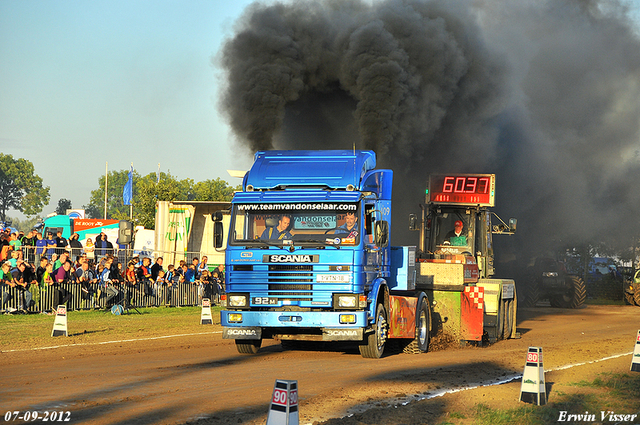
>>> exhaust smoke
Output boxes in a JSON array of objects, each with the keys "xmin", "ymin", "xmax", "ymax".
[{"xmin": 218, "ymin": 0, "xmax": 640, "ymax": 260}]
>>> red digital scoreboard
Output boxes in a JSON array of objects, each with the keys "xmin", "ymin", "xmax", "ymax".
[{"xmin": 427, "ymin": 174, "xmax": 495, "ymax": 207}]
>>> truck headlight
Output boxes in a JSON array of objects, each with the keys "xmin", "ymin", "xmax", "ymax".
[
  {"xmin": 335, "ymin": 294, "xmax": 357, "ymax": 309},
  {"xmin": 228, "ymin": 294, "xmax": 248, "ymax": 307},
  {"xmin": 542, "ymin": 272, "xmax": 558, "ymax": 278}
]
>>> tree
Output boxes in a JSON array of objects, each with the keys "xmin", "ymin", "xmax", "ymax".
[
  {"xmin": 5, "ymin": 215, "xmax": 42, "ymax": 232},
  {"xmin": 84, "ymin": 169, "xmax": 238, "ymax": 229},
  {"xmin": 0, "ymin": 154, "xmax": 50, "ymax": 221},
  {"xmin": 192, "ymin": 178, "xmax": 239, "ymax": 201},
  {"xmin": 56, "ymin": 198, "xmax": 72, "ymax": 215},
  {"xmin": 86, "ymin": 169, "xmax": 142, "ymax": 220}
]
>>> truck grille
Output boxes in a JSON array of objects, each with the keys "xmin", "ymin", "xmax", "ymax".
[{"xmin": 267, "ymin": 265, "xmax": 313, "ymax": 299}]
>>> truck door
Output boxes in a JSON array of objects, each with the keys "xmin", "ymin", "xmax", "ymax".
[{"xmin": 364, "ymin": 203, "xmax": 381, "ymax": 283}]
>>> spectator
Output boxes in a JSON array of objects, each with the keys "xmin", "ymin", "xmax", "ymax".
[
  {"xmin": 84, "ymin": 237, "xmax": 95, "ymax": 261},
  {"xmin": 197, "ymin": 256, "xmax": 209, "ymax": 277},
  {"xmin": 102, "ymin": 234, "xmax": 114, "ymax": 258},
  {"xmin": 94, "ymin": 234, "xmax": 104, "ymax": 260},
  {"xmin": 137, "ymin": 257, "xmax": 153, "ymax": 297},
  {"xmin": 183, "ymin": 264, "xmax": 196, "ymax": 284},
  {"xmin": 123, "ymin": 260, "xmax": 137, "ymax": 307},
  {"xmin": 55, "ymin": 230, "xmax": 68, "ymax": 255},
  {"xmin": 12, "ymin": 260, "xmax": 34, "ymax": 311},
  {"xmin": 45, "ymin": 232, "xmax": 57, "ymax": 259},
  {"xmin": 154, "ymin": 269, "xmax": 165, "ymax": 299},
  {"xmin": 53, "ymin": 252, "xmax": 69, "ymax": 273},
  {"xmin": 34, "ymin": 232, "xmax": 46, "ymax": 259},
  {"xmin": 164, "ymin": 264, "xmax": 178, "ymax": 306},
  {"xmin": 76, "ymin": 261, "xmax": 98, "ymax": 307},
  {"xmin": 9, "ymin": 232, "xmax": 21, "ymax": 252},
  {"xmin": 52, "ymin": 261, "xmax": 73, "ymax": 307},
  {"xmin": 150, "ymin": 257, "xmax": 163, "ymax": 281},
  {"xmin": 69, "ymin": 233, "xmax": 83, "ymax": 259},
  {"xmin": 8, "ymin": 250, "xmax": 19, "ymax": 268},
  {"xmin": 211, "ymin": 270, "xmax": 223, "ymax": 305},
  {"xmin": 50, "ymin": 253, "xmax": 58, "ymax": 268},
  {"xmin": 108, "ymin": 257, "xmax": 121, "ymax": 285},
  {"xmin": 191, "ymin": 257, "xmax": 200, "ymax": 279},
  {"xmin": 200, "ymin": 269, "xmax": 213, "ymax": 302},
  {"xmin": 22, "ymin": 230, "xmax": 35, "ymax": 263},
  {"xmin": 35, "ymin": 256, "xmax": 48, "ymax": 286},
  {"xmin": 100, "ymin": 257, "xmax": 121, "ymax": 307},
  {"xmin": 0, "ymin": 234, "xmax": 11, "ymax": 262},
  {"xmin": 1, "ymin": 261, "xmax": 13, "ymax": 311},
  {"xmin": 34, "ymin": 257, "xmax": 49, "ymax": 307},
  {"xmin": 216, "ymin": 264, "xmax": 225, "ymax": 287}
]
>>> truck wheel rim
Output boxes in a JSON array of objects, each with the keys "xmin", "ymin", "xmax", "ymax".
[
  {"xmin": 377, "ymin": 312, "xmax": 387, "ymax": 351},
  {"xmin": 418, "ymin": 310, "xmax": 428, "ymax": 344}
]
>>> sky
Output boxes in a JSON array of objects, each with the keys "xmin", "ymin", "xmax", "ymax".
[
  {"xmin": 2, "ymin": 0, "xmax": 639, "ymax": 232},
  {"xmin": 0, "ymin": 0, "xmax": 260, "ymax": 219}
]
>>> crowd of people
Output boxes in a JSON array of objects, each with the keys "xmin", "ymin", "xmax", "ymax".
[{"xmin": 0, "ymin": 228, "xmax": 225, "ymax": 314}]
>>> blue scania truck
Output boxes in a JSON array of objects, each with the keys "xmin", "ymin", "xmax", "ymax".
[{"xmin": 214, "ymin": 150, "xmax": 517, "ymax": 358}]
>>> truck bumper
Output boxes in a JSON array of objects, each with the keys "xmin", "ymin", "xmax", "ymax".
[{"xmin": 221, "ymin": 310, "xmax": 368, "ymax": 341}]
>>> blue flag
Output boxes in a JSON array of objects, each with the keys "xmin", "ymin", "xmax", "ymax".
[{"xmin": 123, "ymin": 164, "xmax": 133, "ymax": 205}]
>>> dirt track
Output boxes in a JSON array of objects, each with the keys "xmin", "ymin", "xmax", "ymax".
[{"xmin": 1, "ymin": 305, "xmax": 638, "ymax": 424}]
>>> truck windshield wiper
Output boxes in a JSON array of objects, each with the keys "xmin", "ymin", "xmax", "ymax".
[
  {"xmin": 293, "ymin": 239, "xmax": 341, "ymax": 249},
  {"xmin": 234, "ymin": 238, "xmax": 283, "ymax": 248}
]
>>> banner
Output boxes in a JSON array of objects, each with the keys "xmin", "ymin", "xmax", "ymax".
[
  {"xmin": 123, "ymin": 164, "xmax": 133, "ymax": 206},
  {"xmin": 159, "ymin": 204, "xmax": 195, "ymax": 265}
]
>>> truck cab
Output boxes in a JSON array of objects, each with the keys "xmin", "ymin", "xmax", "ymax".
[{"xmin": 219, "ymin": 150, "xmax": 399, "ymax": 357}]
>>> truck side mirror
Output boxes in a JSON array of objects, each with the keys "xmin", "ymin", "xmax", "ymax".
[
  {"xmin": 213, "ymin": 222, "xmax": 224, "ymax": 248},
  {"xmin": 374, "ymin": 220, "xmax": 389, "ymax": 248},
  {"xmin": 408, "ymin": 214, "xmax": 418, "ymax": 231},
  {"xmin": 509, "ymin": 218, "xmax": 517, "ymax": 233},
  {"xmin": 212, "ymin": 211, "xmax": 224, "ymax": 248}
]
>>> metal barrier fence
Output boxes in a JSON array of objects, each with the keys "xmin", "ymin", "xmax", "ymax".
[
  {"xmin": 11, "ymin": 246, "xmax": 223, "ymax": 270},
  {"xmin": 1, "ymin": 281, "xmax": 222, "ymax": 313},
  {"xmin": 1, "ymin": 246, "xmax": 225, "ymax": 313}
]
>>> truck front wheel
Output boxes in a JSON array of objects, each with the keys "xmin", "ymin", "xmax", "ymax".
[
  {"xmin": 235, "ymin": 339, "xmax": 261, "ymax": 354},
  {"xmin": 359, "ymin": 303, "xmax": 388, "ymax": 359}
]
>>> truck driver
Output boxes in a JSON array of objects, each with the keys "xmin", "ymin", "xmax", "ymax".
[
  {"xmin": 444, "ymin": 220, "xmax": 467, "ymax": 246},
  {"xmin": 261, "ymin": 215, "xmax": 293, "ymax": 240},
  {"xmin": 334, "ymin": 212, "xmax": 359, "ymax": 238}
]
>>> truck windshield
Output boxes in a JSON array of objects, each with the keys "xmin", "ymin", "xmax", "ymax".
[
  {"xmin": 230, "ymin": 203, "xmax": 360, "ymax": 247},
  {"xmin": 432, "ymin": 210, "xmax": 474, "ymax": 255}
]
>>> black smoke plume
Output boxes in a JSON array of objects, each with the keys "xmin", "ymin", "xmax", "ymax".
[{"xmin": 218, "ymin": 0, "xmax": 640, "ymax": 265}]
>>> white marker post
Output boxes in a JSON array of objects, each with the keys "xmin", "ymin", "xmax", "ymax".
[
  {"xmin": 200, "ymin": 298, "xmax": 213, "ymax": 325},
  {"xmin": 520, "ymin": 346, "xmax": 546, "ymax": 405},
  {"xmin": 631, "ymin": 330, "xmax": 640, "ymax": 372},
  {"xmin": 51, "ymin": 305, "xmax": 68, "ymax": 337},
  {"xmin": 266, "ymin": 379, "xmax": 299, "ymax": 425}
]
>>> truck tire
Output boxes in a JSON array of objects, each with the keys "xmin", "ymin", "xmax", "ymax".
[
  {"xmin": 550, "ymin": 275, "xmax": 586, "ymax": 308},
  {"xmin": 403, "ymin": 297, "xmax": 430, "ymax": 354},
  {"xmin": 359, "ymin": 303, "xmax": 387, "ymax": 359},
  {"xmin": 624, "ymin": 292, "xmax": 635, "ymax": 305},
  {"xmin": 235, "ymin": 339, "xmax": 261, "ymax": 354},
  {"xmin": 634, "ymin": 288, "xmax": 640, "ymax": 307},
  {"xmin": 523, "ymin": 278, "xmax": 540, "ymax": 308}
]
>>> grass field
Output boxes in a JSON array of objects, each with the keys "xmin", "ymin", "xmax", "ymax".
[
  {"xmin": 0, "ymin": 306, "xmax": 222, "ymax": 351},
  {"xmin": 444, "ymin": 373, "xmax": 640, "ymax": 425}
]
